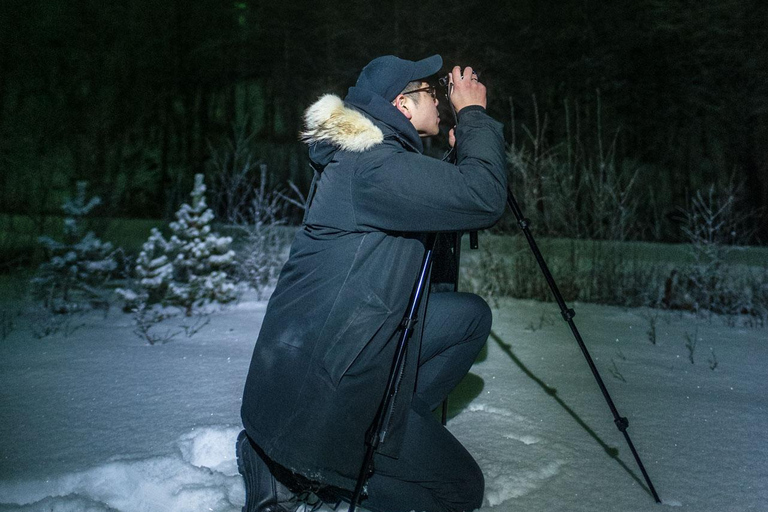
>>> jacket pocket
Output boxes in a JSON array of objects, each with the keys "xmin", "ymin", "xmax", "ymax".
[{"xmin": 321, "ymin": 290, "xmax": 391, "ymax": 387}]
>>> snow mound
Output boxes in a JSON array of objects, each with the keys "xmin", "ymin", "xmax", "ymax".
[
  {"xmin": 484, "ymin": 460, "xmax": 564, "ymax": 506},
  {"xmin": 0, "ymin": 427, "xmax": 244, "ymax": 512},
  {"xmin": 0, "ymin": 494, "xmax": 119, "ymax": 512},
  {"xmin": 177, "ymin": 426, "xmax": 242, "ymax": 475}
]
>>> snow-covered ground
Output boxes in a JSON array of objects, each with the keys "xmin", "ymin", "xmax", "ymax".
[{"xmin": 0, "ymin": 293, "xmax": 766, "ymax": 511}]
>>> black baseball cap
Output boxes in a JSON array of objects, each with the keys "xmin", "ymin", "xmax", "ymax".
[{"xmin": 354, "ymin": 55, "xmax": 443, "ymax": 103}]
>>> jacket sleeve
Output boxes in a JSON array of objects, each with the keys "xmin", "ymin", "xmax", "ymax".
[{"xmin": 350, "ymin": 109, "xmax": 508, "ymax": 233}]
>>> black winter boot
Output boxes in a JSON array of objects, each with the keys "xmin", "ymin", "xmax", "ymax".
[{"xmin": 236, "ymin": 430, "xmax": 295, "ymax": 512}]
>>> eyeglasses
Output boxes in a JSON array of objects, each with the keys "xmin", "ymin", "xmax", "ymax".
[{"xmin": 403, "ymin": 85, "xmax": 438, "ymax": 99}]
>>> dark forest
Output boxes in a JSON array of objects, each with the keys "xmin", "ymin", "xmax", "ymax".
[{"xmin": 1, "ymin": 0, "xmax": 767, "ymax": 270}]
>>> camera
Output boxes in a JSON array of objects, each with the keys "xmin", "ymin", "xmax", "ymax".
[{"xmin": 437, "ymin": 71, "xmax": 481, "ymax": 88}]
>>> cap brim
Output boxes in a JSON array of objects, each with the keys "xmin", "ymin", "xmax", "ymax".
[{"xmin": 411, "ymin": 54, "xmax": 443, "ymax": 81}]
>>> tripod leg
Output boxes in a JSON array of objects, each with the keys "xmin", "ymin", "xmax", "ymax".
[
  {"xmin": 506, "ymin": 186, "xmax": 661, "ymax": 503},
  {"xmin": 349, "ymin": 234, "xmax": 438, "ymax": 512}
]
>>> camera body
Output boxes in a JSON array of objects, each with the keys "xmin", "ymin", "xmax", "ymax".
[
  {"xmin": 436, "ymin": 70, "xmax": 482, "ymax": 126},
  {"xmin": 437, "ymin": 70, "xmax": 480, "ymax": 88}
]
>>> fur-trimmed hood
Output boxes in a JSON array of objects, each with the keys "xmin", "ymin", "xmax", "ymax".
[{"xmin": 301, "ymin": 94, "xmax": 384, "ymax": 153}]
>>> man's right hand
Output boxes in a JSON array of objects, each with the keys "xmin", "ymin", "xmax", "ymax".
[{"xmin": 448, "ymin": 66, "xmax": 487, "ymax": 112}]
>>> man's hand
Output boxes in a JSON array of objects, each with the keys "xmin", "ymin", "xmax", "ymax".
[{"xmin": 448, "ymin": 66, "xmax": 487, "ymax": 112}]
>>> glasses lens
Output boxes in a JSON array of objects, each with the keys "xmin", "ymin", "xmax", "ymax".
[{"xmin": 404, "ymin": 86, "xmax": 437, "ymax": 99}]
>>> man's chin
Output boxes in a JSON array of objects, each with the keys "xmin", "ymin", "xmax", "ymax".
[{"xmin": 419, "ymin": 128, "xmax": 441, "ymax": 138}]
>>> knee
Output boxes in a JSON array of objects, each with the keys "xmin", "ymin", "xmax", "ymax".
[
  {"xmin": 451, "ymin": 459, "xmax": 485, "ymax": 512},
  {"xmin": 464, "ymin": 293, "xmax": 492, "ymax": 339},
  {"xmin": 477, "ymin": 297, "xmax": 492, "ymax": 336}
]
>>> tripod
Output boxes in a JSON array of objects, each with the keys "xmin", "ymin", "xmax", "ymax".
[{"xmin": 348, "ymin": 186, "xmax": 661, "ymax": 511}]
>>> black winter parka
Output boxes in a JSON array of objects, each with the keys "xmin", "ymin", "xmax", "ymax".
[{"xmin": 241, "ymin": 86, "xmax": 507, "ymax": 491}]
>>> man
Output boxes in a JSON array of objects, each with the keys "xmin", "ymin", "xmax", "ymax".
[{"xmin": 238, "ymin": 55, "xmax": 507, "ymax": 512}]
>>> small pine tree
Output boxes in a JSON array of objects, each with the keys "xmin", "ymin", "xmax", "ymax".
[
  {"xmin": 137, "ymin": 228, "xmax": 175, "ymax": 299},
  {"xmin": 121, "ymin": 174, "xmax": 237, "ymax": 315},
  {"xmin": 33, "ymin": 182, "xmax": 117, "ymax": 313}
]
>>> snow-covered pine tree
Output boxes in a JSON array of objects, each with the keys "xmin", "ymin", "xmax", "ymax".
[
  {"xmin": 117, "ymin": 227, "xmax": 175, "ymax": 310},
  {"xmin": 167, "ymin": 174, "xmax": 237, "ymax": 314},
  {"xmin": 33, "ymin": 182, "xmax": 117, "ymax": 313},
  {"xmin": 122, "ymin": 174, "xmax": 237, "ymax": 316}
]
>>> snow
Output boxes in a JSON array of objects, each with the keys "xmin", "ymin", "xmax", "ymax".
[{"xmin": 1, "ymin": 293, "xmax": 766, "ymax": 511}]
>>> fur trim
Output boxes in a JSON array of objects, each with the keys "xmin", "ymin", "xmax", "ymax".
[{"xmin": 301, "ymin": 95, "xmax": 384, "ymax": 152}]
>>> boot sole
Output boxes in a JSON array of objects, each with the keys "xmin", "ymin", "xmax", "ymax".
[
  {"xmin": 236, "ymin": 429, "xmax": 258, "ymax": 512},
  {"xmin": 236, "ymin": 429, "xmax": 248, "ymax": 479}
]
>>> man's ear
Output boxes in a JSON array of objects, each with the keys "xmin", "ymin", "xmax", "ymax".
[{"xmin": 392, "ymin": 94, "xmax": 412, "ymax": 120}]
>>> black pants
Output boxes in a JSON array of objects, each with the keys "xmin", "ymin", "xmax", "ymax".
[{"xmin": 363, "ymin": 292, "xmax": 491, "ymax": 512}]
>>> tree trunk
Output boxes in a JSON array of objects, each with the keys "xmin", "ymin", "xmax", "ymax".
[
  {"xmin": 160, "ymin": 92, "xmax": 173, "ymax": 219},
  {"xmin": 741, "ymin": 115, "xmax": 767, "ymax": 241}
]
